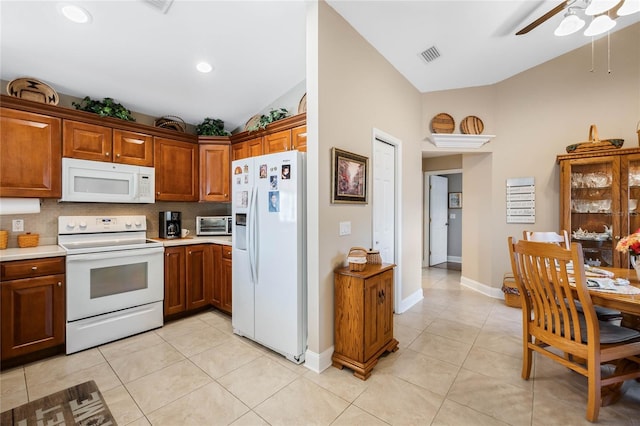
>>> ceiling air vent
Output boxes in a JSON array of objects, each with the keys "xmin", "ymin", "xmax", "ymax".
[
  {"xmin": 420, "ymin": 46, "xmax": 441, "ymax": 63},
  {"xmin": 143, "ymin": 0, "xmax": 174, "ymax": 14}
]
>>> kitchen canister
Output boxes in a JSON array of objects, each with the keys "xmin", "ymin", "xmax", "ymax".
[
  {"xmin": 0, "ymin": 230, "xmax": 8, "ymax": 249},
  {"xmin": 17, "ymin": 232, "xmax": 39, "ymax": 248}
]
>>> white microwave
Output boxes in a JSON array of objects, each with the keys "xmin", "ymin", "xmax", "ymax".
[{"xmin": 61, "ymin": 158, "xmax": 155, "ymax": 203}]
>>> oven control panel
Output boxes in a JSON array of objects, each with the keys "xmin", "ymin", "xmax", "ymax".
[{"xmin": 59, "ymin": 215, "xmax": 147, "ymax": 234}]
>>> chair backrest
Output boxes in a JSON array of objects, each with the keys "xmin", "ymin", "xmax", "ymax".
[
  {"xmin": 523, "ymin": 230, "xmax": 570, "ymax": 249},
  {"xmin": 508, "ymin": 238, "xmax": 599, "ymax": 352}
]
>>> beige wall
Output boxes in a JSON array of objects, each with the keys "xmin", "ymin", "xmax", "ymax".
[
  {"xmin": 423, "ymin": 23, "xmax": 640, "ymax": 290},
  {"xmin": 423, "ymin": 154, "xmax": 462, "ymax": 172},
  {"xmin": 312, "ymin": 1, "xmax": 423, "ymax": 354}
]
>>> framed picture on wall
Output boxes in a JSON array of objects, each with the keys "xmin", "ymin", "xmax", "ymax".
[
  {"xmin": 448, "ymin": 192, "xmax": 462, "ymax": 208},
  {"xmin": 331, "ymin": 147, "xmax": 368, "ymax": 204}
]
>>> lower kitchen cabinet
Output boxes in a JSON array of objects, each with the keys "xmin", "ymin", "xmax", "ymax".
[
  {"xmin": 211, "ymin": 244, "xmax": 232, "ymax": 314},
  {"xmin": 0, "ymin": 257, "xmax": 65, "ymax": 362},
  {"xmin": 164, "ymin": 245, "xmax": 212, "ymax": 318},
  {"xmin": 332, "ymin": 263, "xmax": 398, "ymax": 380}
]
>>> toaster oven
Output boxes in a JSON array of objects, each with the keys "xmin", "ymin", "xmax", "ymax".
[{"xmin": 196, "ymin": 216, "xmax": 232, "ymax": 236}]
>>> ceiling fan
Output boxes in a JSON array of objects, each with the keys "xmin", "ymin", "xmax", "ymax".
[{"xmin": 516, "ymin": 0, "xmax": 639, "ymax": 36}]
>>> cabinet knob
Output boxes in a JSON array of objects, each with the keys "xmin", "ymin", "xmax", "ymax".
[
  {"xmin": 227, "ymin": 251, "xmax": 231, "ymax": 256},
  {"xmin": 116, "ymin": 153, "xmax": 121, "ymax": 158},
  {"xmin": 224, "ymin": 194, "xmax": 228, "ymax": 197},
  {"xmin": 57, "ymin": 282, "xmax": 62, "ymax": 287},
  {"xmin": 105, "ymin": 152, "xmax": 110, "ymax": 156},
  {"xmin": 157, "ymin": 192, "xmax": 160, "ymax": 195},
  {"xmin": 31, "ymin": 266, "xmax": 38, "ymax": 271}
]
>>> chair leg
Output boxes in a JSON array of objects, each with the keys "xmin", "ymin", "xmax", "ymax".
[
  {"xmin": 586, "ymin": 360, "xmax": 601, "ymax": 422},
  {"xmin": 522, "ymin": 345, "xmax": 532, "ymax": 379}
]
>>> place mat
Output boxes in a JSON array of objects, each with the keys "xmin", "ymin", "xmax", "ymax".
[{"xmin": 0, "ymin": 380, "xmax": 115, "ymax": 425}]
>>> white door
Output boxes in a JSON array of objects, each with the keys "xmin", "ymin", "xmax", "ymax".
[
  {"xmin": 373, "ymin": 140, "xmax": 395, "ymax": 263},
  {"xmin": 429, "ymin": 175, "xmax": 448, "ymax": 265}
]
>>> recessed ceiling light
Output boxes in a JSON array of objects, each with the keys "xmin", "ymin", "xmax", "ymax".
[
  {"xmin": 58, "ymin": 3, "xmax": 92, "ymax": 24},
  {"xmin": 196, "ymin": 62, "xmax": 213, "ymax": 73}
]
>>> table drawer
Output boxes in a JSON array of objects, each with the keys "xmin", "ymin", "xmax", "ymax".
[{"xmin": 1, "ymin": 257, "xmax": 65, "ymax": 281}]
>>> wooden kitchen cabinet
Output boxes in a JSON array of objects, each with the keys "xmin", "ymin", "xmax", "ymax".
[
  {"xmin": 232, "ymin": 137, "xmax": 263, "ymax": 161},
  {"xmin": 332, "ymin": 264, "xmax": 398, "ymax": 380},
  {"xmin": 211, "ymin": 244, "xmax": 232, "ymax": 314},
  {"xmin": 199, "ymin": 139, "xmax": 230, "ymax": 202},
  {"xmin": 163, "ymin": 245, "xmax": 212, "ymax": 318},
  {"xmin": 0, "ymin": 257, "xmax": 65, "ymax": 362},
  {"xmin": 63, "ymin": 120, "xmax": 153, "ymax": 166},
  {"xmin": 0, "ymin": 107, "xmax": 62, "ymax": 198},
  {"xmin": 155, "ymin": 137, "xmax": 199, "ymax": 201},
  {"xmin": 291, "ymin": 125, "xmax": 307, "ymax": 152},
  {"xmin": 263, "ymin": 129, "xmax": 292, "ymax": 154},
  {"xmin": 557, "ymin": 147, "xmax": 640, "ymax": 268}
]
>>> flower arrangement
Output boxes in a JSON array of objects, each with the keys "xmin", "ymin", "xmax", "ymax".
[{"xmin": 615, "ymin": 229, "xmax": 640, "ymax": 255}]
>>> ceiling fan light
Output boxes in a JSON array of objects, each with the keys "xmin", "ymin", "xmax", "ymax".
[
  {"xmin": 617, "ymin": 0, "xmax": 640, "ymax": 15},
  {"xmin": 584, "ymin": 14, "xmax": 617, "ymax": 36},
  {"xmin": 554, "ymin": 13, "xmax": 586, "ymax": 36},
  {"xmin": 585, "ymin": 0, "xmax": 620, "ymax": 15}
]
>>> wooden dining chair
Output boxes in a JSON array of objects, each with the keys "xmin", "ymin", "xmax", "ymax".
[
  {"xmin": 507, "ymin": 238, "xmax": 640, "ymax": 422},
  {"xmin": 523, "ymin": 230, "xmax": 622, "ymax": 322}
]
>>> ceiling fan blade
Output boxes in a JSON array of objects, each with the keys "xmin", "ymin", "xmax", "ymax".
[{"xmin": 516, "ymin": 1, "xmax": 569, "ymax": 35}]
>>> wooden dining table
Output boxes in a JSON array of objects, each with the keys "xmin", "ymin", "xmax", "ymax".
[{"xmin": 587, "ymin": 267, "xmax": 640, "ymax": 318}]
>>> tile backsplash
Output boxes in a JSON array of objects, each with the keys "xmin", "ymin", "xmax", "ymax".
[{"xmin": 0, "ymin": 199, "xmax": 231, "ymax": 248}]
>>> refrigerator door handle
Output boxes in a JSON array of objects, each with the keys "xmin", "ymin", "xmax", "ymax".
[{"xmin": 248, "ymin": 185, "xmax": 259, "ymax": 284}]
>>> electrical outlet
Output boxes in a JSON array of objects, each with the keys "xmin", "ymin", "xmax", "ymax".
[
  {"xmin": 339, "ymin": 221, "xmax": 351, "ymax": 236},
  {"xmin": 12, "ymin": 219, "xmax": 24, "ymax": 232}
]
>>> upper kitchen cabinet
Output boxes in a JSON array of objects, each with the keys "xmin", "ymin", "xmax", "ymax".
[
  {"xmin": 0, "ymin": 107, "xmax": 62, "ymax": 198},
  {"xmin": 63, "ymin": 120, "xmax": 153, "ymax": 166},
  {"xmin": 154, "ymin": 137, "xmax": 199, "ymax": 201},
  {"xmin": 230, "ymin": 113, "xmax": 306, "ymax": 159},
  {"xmin": 199, "ymin": 137, "xmax": 231, "ymax": 202},
  {"xmin": 558, "ymin": 147, "xmax": 640, "ymax": 268}
]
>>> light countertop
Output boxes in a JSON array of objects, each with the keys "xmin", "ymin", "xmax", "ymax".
[
  {"xmin": 0, "ymin": 237, "xmax": 232, "ymax": 262},
  {"xmin": 0, "ymin": 245, "xmax": 67, "ymax": 262}
]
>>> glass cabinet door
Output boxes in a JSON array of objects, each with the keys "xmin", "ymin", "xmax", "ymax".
[
  {"xmin": 623, "ymin": 154, "xmax": 640, "ymax": 267},
  {"xmin": 564, "ymin": 156, "xmax": 620, "ymax": 267}
]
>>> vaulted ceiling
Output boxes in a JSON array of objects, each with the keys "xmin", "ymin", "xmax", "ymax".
[{"xmin": 1, "ymin": 1, "xmax": 638, "ymax": 131}]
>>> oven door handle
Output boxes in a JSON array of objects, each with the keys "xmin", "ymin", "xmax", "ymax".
[{"xmin": 66, "ymin": 247, "xmax": 164, "ymax": 262}]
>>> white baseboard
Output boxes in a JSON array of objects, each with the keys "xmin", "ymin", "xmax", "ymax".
[
  {"xmin": 396, "ymin": 288, "xmax": 424, "ymax": 314},
  {"xmin": 460, "ymin": 275, "xmax": 504, "ymax": 299},
  {"xmin": 304, "ymin": 345, "xmax": 334, "ymax": 373}
]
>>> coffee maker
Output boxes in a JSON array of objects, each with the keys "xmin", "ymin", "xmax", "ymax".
[{"xmin": 159, "ymin": 211, "xmax": 181, "ymax": 239}]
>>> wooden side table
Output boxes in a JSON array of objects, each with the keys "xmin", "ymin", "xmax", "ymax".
[{"xmin": 332, "ymin": 263, "xmax": 398, "ymax": 380}]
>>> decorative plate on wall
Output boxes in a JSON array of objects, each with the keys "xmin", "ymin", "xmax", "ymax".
[
  {"xmin": 460, "ymin": 115, "xmax": 484, "ymax": 134},
  {"xmin": 7, "ymin": 77, "xmax": 59, "ymax": 105},
  {"xmin": 430, "ymin": 112, "xmax": 455, "ymax": 133}
]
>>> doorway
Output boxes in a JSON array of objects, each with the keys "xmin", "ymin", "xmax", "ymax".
[
  {"xmin": 372, "ymin": 129, "xmax": 400, "ymax": 312},
  {"xmin": 423, "ymin": 169, "xmax": 462, "ymax": 270}
]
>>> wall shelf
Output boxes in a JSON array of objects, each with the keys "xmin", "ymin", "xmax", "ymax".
[{"xmin": 429, "ymin": 133, "xmax": 495, "ymax": 149}]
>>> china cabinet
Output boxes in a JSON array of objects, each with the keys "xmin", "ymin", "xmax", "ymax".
[{"xmin": 558, "ymin": 147, "xmax": 640, "ymax": 268}]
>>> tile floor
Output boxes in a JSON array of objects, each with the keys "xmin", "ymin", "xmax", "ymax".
[{"xmin": 1, "ymin": 267, "xmax": 639, "ymax": 425}]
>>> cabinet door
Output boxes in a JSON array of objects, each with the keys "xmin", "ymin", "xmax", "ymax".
[
  {"xmin": 185, "ymin": 244, "xmax": 212, "ymax": 311},
  {"xmin": 1, "ymin": 274, "xmax": 65, "ymax": 360},
  {"xmin": 0, "ymin": 108, "xmax": 62, "ymax": 198},
  {"xmin": 221, "ymin": 247, "xmax": 233, "ymax": 314},
  {"xmin": 560, "ymin": 156, "xmax": 620, "ymax": 267},
  {"xmin": 246, "ymin": 137, "xmax": 264, "ymax": 158},
  {"xmin": 211, "ymin": 244, "xmax": 223, "ymax": 308},
  {"xmin": 231, "ymin": 142, "xmax": 248, "ymax": 161},
  {"xmin": 363, "ymin": 275, "xmax": 387, "ymax": 361},
  {"xmin": 379, "ymin": 270, "xmax": 394, "ymax": 346},
  {"xmin": 113, "ymin": 129, "xmax": 153, "ymax": 166},
  {"xmin": 164, "ymin": 246, "xmax": 186, "ymax": 316},
  {"xmin": 199, "ymin": 144, "xmax": 230, "ymax": 202},
  {"xmin": 622, "ymin": 153, "xmax": 640, "ymax": 267},
  {"xmin": 263, "ymin": 130, "xmax": 291, "ymax": 154},
  {"xmin": 63, "ymin": 120, "xmax": 112, "ymax": 162},
  {"xmin": 291, "ymin": 125, "xmax": 307, "ymax": 153},
  {"xmin": 155, "ymin": 137, "xmax": 199, "ymax": 201}
]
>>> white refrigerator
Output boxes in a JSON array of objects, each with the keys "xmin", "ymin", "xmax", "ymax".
[{"xmin": 231, "ymin": 150, "xmax": 307, "ymax": 364}]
